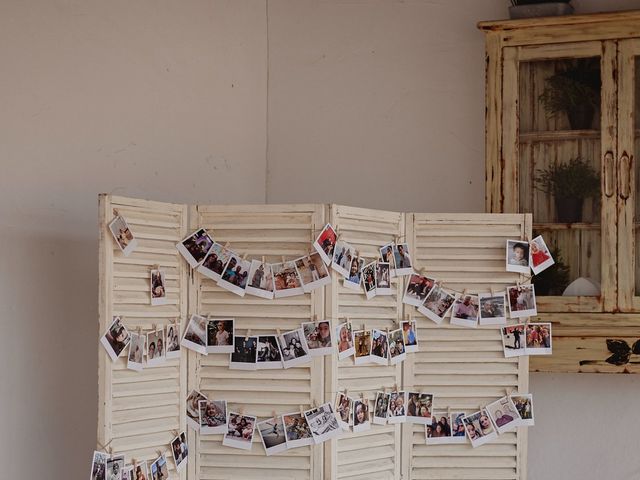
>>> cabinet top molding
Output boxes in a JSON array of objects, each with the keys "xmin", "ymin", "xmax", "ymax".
[{"xmin": 478, "ymin": 9, "xmax": 640, "ymax": 31}]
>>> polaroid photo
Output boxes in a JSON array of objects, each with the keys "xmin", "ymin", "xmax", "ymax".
[
  {"xmin": 362, "ymin": 261, "xmax": 377, "ymax": 299},
  {"xmin": 506, "ymin": 239, "xmax": 530, "ymax": 274},
  {"xmin": 486, "ymin": 396, "xmax": 522, "ymax": 434},
  {"xmin": 122, "ymin": 464, "xmax": 134, "ymax": 480},
  {"xmin": 106, "ymin": 455, "xmax": 125, "ymax": 480},
  {"xmin": 127, "ymin": 332, "xmax": 145, "ymax": 372},
  {"xmin": 402, "ymin": 320, "xmax": 419, "ymax": 353},
  {"xmin": 370, "ymin": 329, "xmax": 389, "ymax": 365},
  {"xmin": 530, "ymin": 235, "xmax": 555, "ymax": 275},
  {"xmin": 258, "ymin": 416, "xmax": 288, "ymax": 456},
  {"xmin": 511, "ymin": 393, "xmax": 535, "ymax": 426},
  {"xmin": 305, "ymin": 402, "xmax": 342, "ymax": 443},
  {"xmin": 217, "ymin": 254, "xmax": 251, "ymax": 297},
  {"xmin": 463, "ymin": 409, "xmax": 498, "ymax": 448},
  {"xmin": 278, "ymin": 328, "xmax": 311, "ymax": 368},
  {"xmin": 501, "ymin": 324, "xmax": 526, "ymax": 358},
  {"xmin": 100, "ymin": 316, "xmax": 131, "ymax": 362},
  {"xmin": 403, "ymin": 274, "xmax": 436, "ymax": 307},
  {"xmin": 223, "ymin": 412, "xmax": 257, "ymax": 450},
  {"xmin": 302, "ymin": 320, "xmax": 333, "ymax": 356},
  {"xmin": 146, "ymin": 327, "xmax": 166, "ymax": 367},
  {"xmin": 407, "ymin": 392, "xmax": 433, "ymax": 425},
  {"xmin": 373, "ymin": 391, "xmax": 391, "ymax": 425},
  {"xmin": 170, "ymin": 431, "xmax": 188, "ymax": 471},
  {"xmin": 131, "ymin": 462, "xmax": 148, "ymax": 480},
  {"xmin": 177, "ymin": 228, "xmax": 214, "ymax": 268},
  {"xmin": 206, "ymin": 318, "xmax": 234, "ymax": 354},
  {"xmin": 314, "ymin": 223, "xmax": 338, "ymax": 265},
  {"xmin": 181, "ymin": 314, "xmax": 208, "ymax": 355},
  {"xmin": 525, "ymin": 323, "xmax": 552, "ymax": 355},
  {"xmin": 245, "ymin": 260, "xmax": 274, "ymax": 299},
  {"xmin": 165, "ymin": 323, "xmax": 181, "ymax": 360},
  {"xmin": 295, "ymin": 253, "xmax": 332, "ymax": 292},
  {"xmin": 336, "ymin": 322, "xmax": 355, "ymax": 360},
  {"xmin": 150, "ymin": 269, "xmax": 168, "ymax": 306},
  {"xmin": 335, "ymin": 392, "xmax": 353, "ymax": 430},
  {"xmin": 89, "ymin": 450, "xmax": 109, "ymax": 480},
  {"xmin": 380, "ymin": 243, "xmax": 397, "ymax": 276},
  {"xmin": 393, "ymin": 243, "xmax": 413, "ymax": 276},
  {"xmin": 229, "ymin": 335, "xmax": 258, "ymax": 370},
  {"xmin": 478, "ymin": 292, "xmax": 507, "ymax": 326},
  {"xmin": 198, "ymin": 399, "xmax": 227, "ymax": 435},
  {"xmin": 150, "ymin": 455, "xmax": 169, "ymax": 480},
  {"xmin": 388, "ymin": 391, "xmax": 408, "ymax": 424},
  {"xmin": 388, "ymin": 328, "xmax": 406, "ymax": 365},
  {"xmin": 451, "ymin": 295, "xmax": 480, "ymax": 328},
  {"xmin": 186, "ymin": 389, "xmax": 207, "ymax": 431},
  {"xmin": 108, "ymin": 214, "xmax": 137, "ymax": 257},
  {"xmin": 426, "ymin": 411, "xmax": 467, "ymax": 445},
  {"xmin": 375, "ymin": 262, "xmax": 393, "ymax": 295},
  {"xmin": 272, "ymin": 261, "xmax": 305, "ymax": 298},
  {"xmin": 283, "ymin": 412, "xmax": 315, "ymax": 448},
  {"xmin": 332, "ymin": 240, "xmax": 357, "ymax": 278},
  {"xmin": 418, "ymin": 285, "xmax": 456, "ymax": 325},
  {"xmin": 507, "ymin": 284, "xmax": 537, "ymax": 319},
  {"xmin": 352, "ymin": 398, "xmax": 371, "ymax": 433},
  {"xmin": 256, "ymin": 335, "xmax": 283, "ymax": 369},
  {"xmin": 353, "ymin": 330, "xmax": 372, "ymax": 365},
  {"xmin": 197, "ymin": 242, "xmax": 233, "ymax": 282},
  {"xmin": 343, "ymin": 257, "xmax": 365, "ymax": 292}
]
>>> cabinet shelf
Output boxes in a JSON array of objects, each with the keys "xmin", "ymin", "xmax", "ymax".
[
  {"xmin": 520, "ymin": 128, "xmax": 640, "ymax": 143},
  {"xmin": 533, "ymin": 222, "xmax": 601, "ymax": 231}
]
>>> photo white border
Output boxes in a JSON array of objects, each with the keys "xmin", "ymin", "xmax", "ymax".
[
  {"xmin": 108, "ymin": 215, "xmax": 138, "ymax": 257},
  {"xmin": 176, "ymin": 228, "xmax": 213, "ymax": 268},
  {"xmin": 425, "ymin": 411, "xmax": 468, "ymax": 445},
  {"xmin": 255, "ymin": 334, "xmax": 284, "ymax": 369},
  {"xmin": 372, "ymin": 391, "xmax": 391, "ymax": 425},
  {"xmin": 463, "ymin": 409, "xmax": 498, "ymax": 448},
  {"xmin": 511, "ymin": 393, "xmax": 535, "ymax": 427},
  {"xmin": 388, "ymin": 328, "xmax": 406, "ymax": 365},
  {"xmin": 530, "ymin": 235, "xmax": 555, "ymax": 275},
  {"xmin": 278, "ymin": 328, "xmax": 312, "ymax": 369},
  {"xmin": 258, "ymin": 416, "xmax": 289, "ymax": 456},
  {"xmin": 375, "ymin": 261, "xmax": 393, "ymax": 295},
  {"xmin": 485, "ymin": 396, "xmax": 522, "ymax": 434},
  {"xmin": 282, "ymin": 412, "xmax": 315, "ymax": 448},
  {"xmin": 302, "ymin": 321, "xmax": 334, "ymax": 357},
  {"xmin": 362, "ymin": 261, "xmax": 377, "ymax": 299},
  {"xmin": 507, "ymin": 284, "xmax": 537, "ymax": 319},
  {"xmin": 150, "ymin": 269, "xmax": 168, "ymax": 306},
  {"xmin": 353, "ymin": 329, "xmax": 372, "ymax": 365},
  {"xmin": 186, "ymin": 389, "xmax": 207, "ymax": 431},
  {"xmin": 170, "ymin": 431, "xmax": 188, "ymax": 471},
  {"xmin": 89, "ymin": 450, "xmax": 109, "ymax": 480},
  {"xmin": 313, "ymin": 223, "xmax": 338, "ymax": 266},
  {"xmin": 216, "ymin": 254, "xmax": 251, "ymax": 297},
  {"xmin": 272, "ymin": 261, "xmax": 305, "ymax": 298},
  {"xmin": 295, "ymin": 253, "xmax": 332, "ymax": 293},
  {"xmin": 478, "ymin": 292, "xmax": 507, "ymax": 326},
  {"xmin": 334, "ymin": 392, "xmax": 352, "ymax": 430},
  {"xmin": 370, "ymin": 329, "xmax": 389, "ymax": 365},
  {"xmin": 197, "ymin": 242, "xmax": 233, "ymax": 282},
  {"xmin": 206, "ymin": 318, "xmax": 235, "ymax": 354},
  {"xmin": 406, "ymin": 392, "xmax": 433, "ymax": 425},
  {"xmin": 332, "ymin": 239, "xmax": 356, "ymax": 278},
  {"xmin": 149, "ymin": 454, "xmax": 169, "ymax": 480},
  {"xmin": 304, "ymin": 403, "xmax": 342, "ymax": 443},
  {"xmin": 417, "ymin": 286, "xmax": 456, "ymax": 325},
  {"xmin": 506, "ymin": 239, "xmax": 531, "ymax": 274},
  {"xmin": 229, "ymin": 335, "xmax": 258, "ymax": 370},
  {"xmin": 401, "ymin": 320, "xmax": 419, "ymax": 353},
  {"xmin": 245, "ymin": 260, "xmax": 274, "ymax": 299},
  {"xmin": 393, "ymin": 243, "xmax": 413, "ymax": 276},
  {"xmin": 127, "ymin": 332, "xmax": 145, "ymax": 372},
  {"xmin": 450, "ymin": 295, "xmax": 480, "ymax": 328},
  {"xmin": 223, "ymin": 412, "xmax": 257, "ymax": 450},
  {"xmin": 165, "ymin": 323, "xmax": 181, "ymax": 360},
  {"xmin": 342, "ymin": 256, "xmax": 365, "ymax": 291},
  {"xmin": 352, "ymin": 399, "xmax": 371, "ymax": 433},
  {"xmin": 387, "ymin": 391, "xmax": 408, "ymax": 424},
  {"xmin": 198, "ymin": 399, "xmax": 228, "ymax": 435},
  {"xmin": 525, "ymin": 322, "xmax": 553, "ymax": 355},
  {"xmin": 336, "ymin": 322, "xmax": 356, "ymax": 360},
  {"xmin": 100, "ymin": 316, "xmax": 131, "ymax": 362},
  {"xmin": 181, "ymin": 314, "xmax": 208, "ymax": 355},
  {"xmin": 501, "ymin": 324, "xmax": 526, "ymax": 358},
  {"xmin": 379, "ymin": 242, "xmax": 396, "ymax": 277},
  {"xmin": 146, "ymin": 327, "xmax": 166, "ymax": 367},
  {"xmin": 402, "ymin": 274, "xmax": 435, "ymax": 307}
]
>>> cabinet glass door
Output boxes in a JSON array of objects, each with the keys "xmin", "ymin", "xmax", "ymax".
[{"xmin": 502, "ymin": 41, "xmax": 618, "ymax": 312}]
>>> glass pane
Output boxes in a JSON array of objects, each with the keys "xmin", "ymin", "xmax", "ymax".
[
  {"xmin": 517, "ymin": 57, "xmax": 602, "ymax": 297},
  {"xmin": 634, "ymin": 57, "xmax": 640, "ymax": 296}
]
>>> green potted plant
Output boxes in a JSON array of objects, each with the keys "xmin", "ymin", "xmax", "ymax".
[
  {"xmin": 535, "ymin": 157, "xmax": 600, "ymax": 223},
  {"xmin": 532, "ymin": 246, "xmax": 570, "ymax": 296},
  {"xmin": 539, "ymin": 58, "xmax": 601, "ymax": 129},
  {"xmin": 509, "ymin": 0, "xmax": 573, "ymax": 19}
]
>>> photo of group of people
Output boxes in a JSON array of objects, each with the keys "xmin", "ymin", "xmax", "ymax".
[
  {"xmin": 230, "ymin": 335, "xmax": 258, "ymax": 370},
  {"xmin": 380, "ymin": 242, "xmax": 413, "ymax": 276},
  {"xmin": 108, "ymin": 214, "xmax": 137, "ymax": 257},
  {"xmin": 283, "ymin": 412, "xmax": 314, "ymax": 448},
  {"xmin": 223, "ymin": 412, "xmax": 257, "ymax": 450},
  {"xmin": 296, "ymin": 252, "xmax": 332, "ymax": 292},
  {"xmin": 506, "ymin": 235, "xmax": 555, "ymax": 275},
  {"xmin": 334, "ymin": 322, "xmax": 409, "ymax": 365},
  {"xmin": 198, "ymin": 241, "xmax": 233, "ymax": 282},
  {"xmin": 507, "ymin": 284, "xmax": 537, "ymax": 318},
  {"xmin": 272, "ymin": 261, "xmax": 304, "ymax": 298},
  {"xmin": 426, "ymin": 411, "xmax": 467, "ymax": 444},
  {"xmin": 418, "ymin": 284, "xmax": 456, "ymax": 324},
  {"xmin": 181, "ymin": 315, "xmax": 233, "ymax": 355},
  {"xmin": 407, "ymin": 392, "xmax": 433, "ymax": 424},
  {"xmin": 302, "ymin": 320, "xmax": 333, "ymax": 356},
  {"xmin": 501, "ymin": 323, "xmax": 552, "ymax": 357},
  {"xmin": 177, "ymin": 228, "xmax": 214, "ymax": 268}
]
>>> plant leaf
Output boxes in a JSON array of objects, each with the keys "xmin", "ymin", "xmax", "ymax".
[
  {"xmin": 632, "ymin": 340, "xmax": 640, "ymax": 355},
  {"xmin": 605, "ymin": 352, "xmax": 631, "ymax": 366},
  {"xmin": 606, "ymin": 339, "xmax": 631, "ymax": 355}
]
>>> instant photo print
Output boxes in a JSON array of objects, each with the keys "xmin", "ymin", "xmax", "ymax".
[
  {"xmin": 478, "ymin": 292, "xmax": 507, "ymax": 326},
  {"xmin": 186, "ymin": 390, "xmax": 207, "ymax": 431},
  {"xmin": 181, "ymin": 314, "xmax": 208, "ymax": 355},
  {"xmin": 343, "ymin": 256, "xmax": 365, "ymax": 291},
  {"xmin": 418, "ymin": 284, "xmax": 456, "ymax": 325},
  {"xmin": 217, "ymin": 254, "xmax": 251, "ymax": 296},
  {"xmin": 258, "ymin": 416, "xmax": 288, "ymax": 456},
  {"xmin": 229, "ymin": 335, "xmax": 258, "ymax": 370},
  {"xmin": 256, "ymin": 335, "xmax": 284, "ymax": 369},
  {"xmin": 302, "ymin": 320, "xmax": 333, "ymax": 356},
  {"xmin": 353, "ymin": 329, "xmax": 372, "ymax": 365},
  {"xmin": 380, "ymin": 243, "xmax": 396, "ymax": 276},
  {"xmin": 106, "ymin": 455, "xmax": 125, "ymax": 480},
  {"xmin": 245, "ymin": 259, "xmax": 274, "ymax": 299},
  {"xmin": 388, "ymin": 391, "xmax": 408, "ymax": 424},
  {"xmin": 486, "ymin": 396, "xmax": 522, "ymax": 434},
  {"xmin": 170, "ymin": 431, "xmax": 188, "ymax": 471},
  {"xmin": 406, "ymin": 392, "xmax": 433, "ymax": 424},
  {"xmin": 370, "ymin": 329, "xmax": 389, "ymax": 365},
  {"xmin": 177, "ymin": 228, "xmax": 213, "ymax": 268},
  {"xmin": 362, "ymin": 261, "xmax": 377, "ymax": 299},
  {"xmin": 463, "ymin": 409, "xmax": 498, "ymax": 448},
  {"xmin": 525, "ymin": 323, "xmax": 552, "ymax": 355},
  {"xmin": 332, "ymin": 239, "xmax": 357, "ymax": 277},
  {"xmin": 352, "ymin": 399, "xmax": 371, "ymax": 433},
  {"xmin": 506, "ymin": 239, "xmax": 530, "ymax": 274},
  {"xmin": 530, "ymin": 235, "xmax": 555, "ymax": 275},
  {"xmin": 313, "ymin": 223, "xmax": 338, "ymax": 265},
  {"xmin": 375, "ymin": 261, "xmax": 393, "ymax": 295},
  {"xmin": 393, "ymin": 243, "xmax": 413, "ymax": 276},
  {"xmin": 304, "ymin": 402, "xmax": 342, "ymax": 443},
  {"xmin": 501, "ymin": 324, "xmax": 526, "ymax": 358},
  {"xmin": 336, "ymin": 322, "xmax": 355, "ymax": 360},
  {"xmin": 150, "ymin": 455, "xmax": 169, "ymax": 480},
  {"xmin": 403, "ymin": 274, "xmax": 436, "ymax": 307},
  {"xmin": 197, "ymin": 241, "xmax": 233, "ymax": 281},
  {"xmin": 373, "ymin": 391, "xmax": 391, "ymax": 425},
  {"xmin": 283, "ymin": 412, "xmax": 315, "ymax": 448},
  {"xmin": 100, "ymin": 316, "xmax": 131, "ymax": 362},
  {"xmin": 223, "ymin": 413, "xmax": 257, "ymax": 450},
  {"xmin": 507, "ymin": 284, "xmax": 537, "ymax": 319},
  {"xmin": 511, "ymin": 393, "xmax": 535, "ymax": 426},
  {"xmin": 295, "ymin": 252, "xmax": 331, "ymax": 292},
  {"xmin": 108, "ymin": 214, "xmax": 137, "ymax": 257},
  {"xmin": 451, "ymin": 295, "xmax": 480, "ymax": 328},
  {"xmin": 89, "ymin": 451, "xmax": 109, "ymax": 480},
  {"xmin": 165, "ymin": 323, "xmax": 181, "ymax": 360},
  {"xmin": 146, "ymin": 327, "xmax": 166, "ymax": 367},
  {"xmin": 402, "ymin": 320, "xmax": 419, "ymax": 353},
  {"xmin": 127, "ymin": 332, "xmax": 145, "ymax": 372},
  {"xmin": 198, "ymin": 399, "xmax": 227, "ymax": 435},
  {"xmin": 150, "ymin": 269, "xmax": 168, "ymax": 306},
  {"xmin": 272, "ymin": 261, "xmax": 305, "ymax": 298},
  {"xmin": 206, "ymin": 318, "xmax": 234, "ymax": 354},
  {"xmin": 388, "ymin": 328, "xmax": 406, "ymax": 365},
  {"xmin": 278, "ymin": 328, "xmax": 311, "ymax": 368},
  {"xmin": 335, "ymin": 392, "xmax": 353, "ymax": 430},
  {"xmin": 426, "ymin": 411, "xmax": 467, "ymax": 445}
]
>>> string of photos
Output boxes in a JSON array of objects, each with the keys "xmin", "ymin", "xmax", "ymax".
[{"xmin": 94, "ymin": 215, "xmax": 545, "ymax": 479}]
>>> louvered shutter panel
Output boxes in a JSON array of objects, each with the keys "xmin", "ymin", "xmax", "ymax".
[
  {"xmin": 326, "ymin": 204, "xmax": 405, "ymax": 480},
  {"xmin": 98, "ymin": 194, "xmax": 189, "ymax": 476},
  {"xmin": 403, "ymin": 213, "xmax": 531, "ymax": 480},
  {"xmin": 190, "ymin": 204, "xmax": 325, "ymax": 480}
]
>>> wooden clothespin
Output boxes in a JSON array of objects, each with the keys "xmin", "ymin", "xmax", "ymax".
[
  {"xmin": 382, "ymin": 386, "xmax": 386, "ymax": 394},
  {"xmin": 172, "ymin": 429, "xmax": 179, "ymax": 437},
  {"xmin": 151, "ymin": 263, "xmax": 160, "ymax": 271},
  {"xmin": 108, "ymin": 446, "xmax": 113, "ymax": 455},
  {"xmin": 505, "ymin": 387, "xmax": 513, "ymax": 397},
  {"xmin": 281, "ymin": 256, "xmax": 286, "ymax": 264},
  {"xmin": 447, "ymin": 405, "xmax": 451, "ymax": 416},
  {"xmin": 272, "ymin": 410, "xmax": 277, "ymax": 421},
  {"xmin": 156, "ymin": 450, "xmax": 163, "ymax": 458},
  {"xmin": 238, "ymin": 406, "xmax": 245, "ymax": 415},
  {"xmin": 393, "ymin": 383, "xmax": 398, "ymax": 393},
  {"xmin": 299, "ymin": 404, "xmax": 305, "ymax": 416},
  {"xmin": 276, "ymin": 328, "xmax": 281, "ymax": 337},
  {"xmin": 312, "ymin": 398, "xmax": 317, "ymax": 408},
  {"xmin": 245, "ymin": 329, "xmax": 252, "ymax": 341},
  {"xmin": 490, "ymin": 285, "xmax": 496, "ymax": 296},
  {"xmin": 132, "ymin": 458, "xmax": 138, "ymax": 468},
  {"xmin": 112, "ymin": 208, "xmax": 120, "ymax": 216},
  {"xmin": 153, "ymin": 323, "xmax": 158, "ymax": 332},
  {"xmin": 137, "ymin": 326, "xmax": 142, "ymax": 335},
  {"xmin": 224, "ymin": 241, "xmax": 230, "ymax": 249},
  {"xmin": 262, "ymin": 256, "xmax": 266, "ymax": 264},
  {"xmin": 313, "ymin": 314, "xmax": 318, "ymax": 322},
  {"xmin": 361, "ymin": 323, "xmax": 366, "ymax": 331}
]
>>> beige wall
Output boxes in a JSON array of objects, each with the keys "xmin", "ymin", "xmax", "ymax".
[{"xmin": 2, "ymin": 1, "xmax": 640, "ymax": 479}]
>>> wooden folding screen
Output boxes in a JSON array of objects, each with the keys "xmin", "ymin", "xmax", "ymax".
[
  {"xmin": 98, "ymin": 195, "xmax": 189, "ymax": 479},
  {"xmin": 98, "ymin": 196, "xmax": 531, "ymax": 480}
]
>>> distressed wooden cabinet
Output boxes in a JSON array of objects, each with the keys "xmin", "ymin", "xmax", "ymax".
[{"xmin": 479, "ymin": 11, "xmax": 640, "ymax": 373}]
